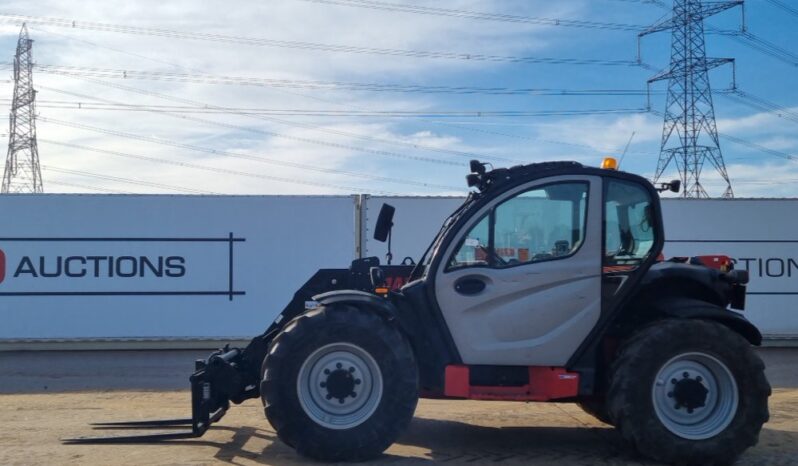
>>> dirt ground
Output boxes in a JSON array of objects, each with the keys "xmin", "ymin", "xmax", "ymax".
[{"xmin": 1, "ymin": 390, "xmax": 796, "ymax": 466}]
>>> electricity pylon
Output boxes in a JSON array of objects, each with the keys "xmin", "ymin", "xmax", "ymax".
[
  {"xmin": 2, "ymin": 23, "xmax": 43, "ymax": 194},
  {"xmin": 640, "ymin": 0, "xmax": 743, "ymax": 198}
]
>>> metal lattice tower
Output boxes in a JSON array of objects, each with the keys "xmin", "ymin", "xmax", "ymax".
[
  {"xmin": 2, "ymin": 24, "xmax": 43, "ymax": 194},
  {"xmin": 640, "ymin": 1, "xmax": 743, "ymax": 198}
]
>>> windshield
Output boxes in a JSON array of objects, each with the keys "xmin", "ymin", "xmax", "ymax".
[
  {"xmin": 417, "ymin": 193, "xmax": 479, "ymax": 273},
  {"xmin": 604, "ymin": 179, "xmax": 655, "ymax": 264}
]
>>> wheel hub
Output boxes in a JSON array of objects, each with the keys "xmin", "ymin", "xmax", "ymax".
[
  {"xmin": 671, "ymin": 373, "xmax": 708, "ymax": 412},
  {"xmin": 323, "ymin": 366, "xmax": 359, "ymax": 403}
]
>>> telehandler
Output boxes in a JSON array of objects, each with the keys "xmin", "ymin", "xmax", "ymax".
[{"xmin": 67, "ymin": 158, "xmax": 769, "ymax": 465}]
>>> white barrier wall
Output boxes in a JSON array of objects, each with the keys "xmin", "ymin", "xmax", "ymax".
[
  {"xmin": 0, "ymin": 195, "xmax": 356, "ymax": 340},
  {"xmin": 362, "ymin": 196, "xmax": 464, "ymax": 262},
  {"xmin": 661, "ymin": 199, "xmax": 798, "ymax": 337},
  {"xmin": 365, "ymin": 197, "xmax": 798, "ymax": 338},
  {"xmin": 1, "ymin": 194, "xmax": 795, "ymax": 342}
]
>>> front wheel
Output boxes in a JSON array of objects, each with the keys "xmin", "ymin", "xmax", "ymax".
[
  {"xmin": 607, "ymin": 319, "xmax": 770, "ymax": 465},
  {"xmin": 261, "ymin": 305, "xmax": 418, "ymax": 461}
]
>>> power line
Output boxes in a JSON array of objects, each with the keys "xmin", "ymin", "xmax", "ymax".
[
  {"xmin": 36, "ymin": 85, "xmax": 466, "ymax": 169},
  {"xmin": 32, "ymin": 7, "xmax": 791, "ymax": 176},
  {"xmin": 25, "ymin": 24, "xmax": 655, "ymax": 162},
  {"xmin": 41, "ymin": 165, "xmax": 217, "ymax": 194},
  {"xmin": 0, "ymin": 14, "xmax": 645, "ymax": 67},
  {"xmin": 43, "ymin": 83, "xmax": 649, "ymax": 193},
  {"xmin": 292, "ymin": 0, "xmax": 646, "ymax": 31},
  {"xmin": 709, "ymin": 28, "xmax": 798, "ymax": 67},
  {"xmin": 721, "ymin": 90, "xmax": 798, "ymax": 125},
  {"xmin": 424, "ymin": 120, "xmax": 657, "ymax": 157},
  {"xmin": 9, "ymin": 16, "xmax": 674, "ymax": 170},
  {"xmin": 43, "ymin": 76, "xmax": 508, "ymax": 165},
  {"xmin": 49, "ymin": 75, "xmax": 646, "ymax": 167},
  {"xmin": 45, "ymin": 179, "xmax": 130, "ymax": 193},
  {"xmin": 45, "ymin": 73, "xmax": 525, "ymax": 165},
  {"xmin": 7, "ymin": 63, "xmax": 660, "ymax": 96},
  {"xmin": 41, "ymin": 54, "xmax": 784, "ymax": 172},
  {"xmin": 608, "ymin": 0, "xmax": 667, "ymax": 6},
  {"xmin": 720, "ymin": 133, "xmax": 798, "ymax": 162},
  {"xmin": 37, "ymin": 114, "xmax": 463, "ymax": 190},
  {"xmin": 23, "ymin": 97, "xmax": 652, "ymax": 118},
  {"xmin": 762, "ymin": 0, "xmax": 798, "ymax": 18},
  {"xmin": 38, "ymin": 139, "xmax": 401, "ymax": 194}
]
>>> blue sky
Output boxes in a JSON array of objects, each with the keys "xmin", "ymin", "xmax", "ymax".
[{"xmin": 0, "ymin": 0, "xmax": 796, "ymax": 197}]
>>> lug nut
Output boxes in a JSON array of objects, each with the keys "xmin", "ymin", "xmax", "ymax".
[
  {"xmin": 355, "ymin": 379, "xmax": 361, "ymax": 385},
  {"xmin": 320, "ymin": 382, "xmax": 326, "ymax": 388},
  {"xmin": 324, "ymin": 369, "xmax": 330, "ymax": 375},
  {"xmin": 326, "ymin": 394, "xmax": 332, "ymax": 400},
  {"xmin": 350, "ymin": 392, "xmax": 357, "ymax": 398},
  {"xmin": 336, "ymin": 363, "xmax": 343, "ymax": 369},
  {"xmin": 667, "ymin": 391, "xmax": 673, "ymax": 398},
  {"xmin": 696, "ymin": 376, "xmax": 703, "ymax": 382},
  {"xmin": 349, "ymin": 367, "xmax": 356, "ymax": 373},
  {"xmin": 683, "ymin": 372, "xmax": 689, "ymax": 378}
]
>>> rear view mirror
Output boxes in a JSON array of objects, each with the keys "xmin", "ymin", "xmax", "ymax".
[
  {"xmin": 655, "ymin": 179, "xmax": 681, "ymax": 194},
  {"xmin": 374, "ymin": 203, "xmax": 395, "ymax": 242}
]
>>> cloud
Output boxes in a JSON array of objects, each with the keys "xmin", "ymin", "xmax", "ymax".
[
  {"xmin": 0, "ymin": 0, "xmax": 794, "ymax": 198},
  {"xmin": 0, "ymin": 0, "xmax": 582, "ymax": 194}
]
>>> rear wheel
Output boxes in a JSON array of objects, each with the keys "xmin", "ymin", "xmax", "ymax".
[
  {"xmin": 261, "ymin": 305, "xmax": 418, "ymax": 461},
  {"xmin": 607, "ymin": 319, "xmax": 770, "ymax": 465}
]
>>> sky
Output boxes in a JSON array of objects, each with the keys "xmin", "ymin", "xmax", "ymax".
[{"xmin": 0, "ymin": 0, "xmax": 796, "ymax": 198}]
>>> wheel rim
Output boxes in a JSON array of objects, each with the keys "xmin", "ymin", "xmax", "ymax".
[
  {"xmin": 651, "ymin": 352, "xmax": 739, "ymax": 440},
  {"xmin": 296, "ymin": 342, "xmax": 383, "ymax": 430}
]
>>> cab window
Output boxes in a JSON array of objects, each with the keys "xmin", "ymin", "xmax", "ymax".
[
  {"xmin": 448, "ymin": 182, "xmax": 588, "ymax": 270},
  {"xmin": 604, "ymin": 179, "xmax": 655, "ymax": 265}
]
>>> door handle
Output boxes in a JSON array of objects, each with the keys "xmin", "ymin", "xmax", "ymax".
[{"xmin": 454, "ymin": 277, "xmax": 486, "ymax": 295}]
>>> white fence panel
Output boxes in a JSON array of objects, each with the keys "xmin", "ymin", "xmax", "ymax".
[
  {"xmin": 661, "ymin": 199, "xmax": 798, "ymax": 337},
  {"xmin": 2, "ymin": 194, "xmax": 795, "ymax": 342},
  {"xmin": 0, "ymin": 195, "xmax": 356, "ymax": 340},
  {"xmin": 363, "ymin": 196, "xmax": 465, "ymax": 263}
]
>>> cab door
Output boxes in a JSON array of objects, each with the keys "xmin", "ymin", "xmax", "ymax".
[{"xmin": 433, "ymin": 175, "xmax": 602, "ymax": 366}]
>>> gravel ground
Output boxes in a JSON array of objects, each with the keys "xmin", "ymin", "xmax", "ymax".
[{"xmin": 1, "ymin": 389, "xmax": 796, "ymax": 465}]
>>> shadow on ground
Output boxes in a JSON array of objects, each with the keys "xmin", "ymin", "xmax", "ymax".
[{"xmin": 171, "ymin": 417, "xmax": 798, "ymax": 465}]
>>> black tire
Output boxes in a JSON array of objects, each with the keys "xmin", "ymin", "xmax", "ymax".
[
  {"xmin": 261, "ymin": 304, "xmax": 418, "ymax": 461},
  {"xmin": 577, "ymin": 398, "xmax": 613, "ymax": 425},
  {"xmin": 607, "ymin": 319, "xmax": 770, "ymax": 465}
]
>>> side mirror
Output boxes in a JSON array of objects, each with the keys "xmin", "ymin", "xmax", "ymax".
[
  {"xmin": 655, "ymin": 179, "xmax": 681, "ymax": 194},
  {"xmin": 373, "ymin": 203, "xmax": 395, "ymax": 243}
]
